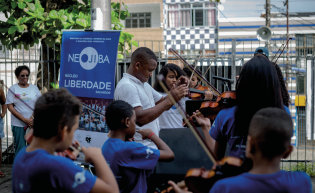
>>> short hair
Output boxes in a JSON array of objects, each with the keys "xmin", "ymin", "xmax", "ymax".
[
  {"xmin": 249, "ymin": 107, "xmax": 293, "ymax": 160},
  {"xmin": 15, "ymin": 65, "xmax": 30, "ymax": 77},
  {"xmin": 153, "ymin": 63, "xmax": 186, "ymax": 92},
  {"xmin": 131, "ymin": 47, "xmax": 157, "ymax": 65},
  {"xmin": 105, "ymin": 100, "xmax": 134, "ymax": 131},
  {"xmin": 183, "ymin": 65, "xmax": 201, "ymax": 81},
  {"xmin": 33, "ymin": 88, "xmax": 82, "ymax": 139}
]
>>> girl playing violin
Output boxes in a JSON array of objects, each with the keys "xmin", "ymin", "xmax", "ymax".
[
  {"xmin": 183, "ymin": 65, "xmax": 213, "ymax": 100},
  {"xmin": 201, "ymin": 56, "xmax": 290, "ymax": 160},
  {"xmin": 154, "ymin": 64, "xmax": 189, "ymax": 129}
]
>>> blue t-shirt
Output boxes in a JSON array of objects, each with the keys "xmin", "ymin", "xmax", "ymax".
[
  {"xmin": 209, "ymin": 106, "xmax": 291, "ymax": 158},
  {"xmin": 12, "ymin": 147, "xmax": 96, "ymax": 193},
  {"xmin": 102, "ymin": 138, "xmax": 160, "ymax": 193},
  {"xmin": 210, "ymin": 170, "xmax": 311, "ymax": 193}
]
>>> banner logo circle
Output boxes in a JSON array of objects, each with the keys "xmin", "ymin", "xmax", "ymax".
[{"xmin": 79, "ymin": 47, "xmax": 98, "ymax": 70}]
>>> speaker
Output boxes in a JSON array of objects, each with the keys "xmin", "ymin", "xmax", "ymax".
[{"xmin": 257, "ymin": 26, "xmax": 272, "ymax": 41}]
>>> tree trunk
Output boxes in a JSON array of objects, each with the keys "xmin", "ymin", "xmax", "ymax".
[{"xmin": 36, "ymin": 41, "xmax": 60, "ymax": 92}]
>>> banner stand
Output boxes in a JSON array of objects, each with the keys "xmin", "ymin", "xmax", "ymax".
[{"xmin": 60, "ymin": 30, "xmax": 120, "ymax": 165}]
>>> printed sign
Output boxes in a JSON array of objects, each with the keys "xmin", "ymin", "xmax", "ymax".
[{"xmin": 60, "ymin": 31, "xmax": 120, "ymax": 99}]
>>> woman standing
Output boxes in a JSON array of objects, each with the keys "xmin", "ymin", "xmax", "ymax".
[
  {"xmin": 6, "ymin": 65, "xmax": 41, "ymax": 155},
  {"xmin": 0, "ymin": 87, "xmax": 7, "ymax": 178}
]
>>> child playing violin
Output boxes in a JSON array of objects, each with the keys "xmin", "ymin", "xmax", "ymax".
[
  {"xmin": 183, "ymin": 65, "xmax": 213, "ymax": 100},
  {"xmin": 203, "ymin": 56, "xmax": 290, "ymax": 160},
  {"xmin": 168, "ymin": 108, "xmax": 311, "ymax": 193},
  {"xmin": 153, "ymin": 63, "xmax": 190, "ymax": 129},
  {"xmin": 102, "ymin": 100, "xmax": 175, "ymax": 193},
  {"xmin": 12, "ymin": 88, "xmax": 119, "ymax": 193}
]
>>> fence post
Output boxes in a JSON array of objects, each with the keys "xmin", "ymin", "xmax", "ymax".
[{"xmin": 231, "ymin": 39, "xmax": 236, "ymax": 90}]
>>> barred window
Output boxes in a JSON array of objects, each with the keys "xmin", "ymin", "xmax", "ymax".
[{"xmin": 126, "ymin": 13, "xmax": 151, "ymax": 28}]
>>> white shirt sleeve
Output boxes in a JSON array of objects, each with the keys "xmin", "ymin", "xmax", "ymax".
[
  {"xmin": 5, "ymin": 85, "xmax": 15, "ymax": 105},
  {"xmin": 149, "ymin": 85, "xmax": 163, "ymax": 103},
  {"xmin": 115, "ymin": 84, "xmax": 142, "ymax": 108}
]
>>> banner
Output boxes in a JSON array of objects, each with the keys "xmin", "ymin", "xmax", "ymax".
[
  {"xmin": 60, "ymin": 30, "xmax": 120, "ymax": 99},
  {"xmin": 60, "ymin": 30, "xmax": 120, "ymax": 160}
]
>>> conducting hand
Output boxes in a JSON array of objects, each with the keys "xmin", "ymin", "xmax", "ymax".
[
  {"xmin": 169, "ymin": 84, "xmax": 189, "ymax": 102},
  {"xmin": 176, "ymin": 76, "xmax": 189, "ymax": 87}
]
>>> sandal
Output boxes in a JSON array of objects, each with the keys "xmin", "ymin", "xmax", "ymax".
[{"xmin": 0, "ymin": 171, "xmax": 5, "ymax": 178}]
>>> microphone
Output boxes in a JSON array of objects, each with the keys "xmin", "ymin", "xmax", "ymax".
[{"xmin": 212, "ymin": 76, "xmax": 234, "ymax": 84}]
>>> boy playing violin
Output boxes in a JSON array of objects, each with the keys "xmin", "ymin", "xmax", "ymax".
[
  {"xmin": 12, "ymin": 88, "xmax": 119, "ymax": 193},
  {"xmin": 169, "ymin": 107, "xmax": 312, "ymax": 193},
  {"xmin": 102, "ymin": 100, "xmax": 175, "ymax": 193}
]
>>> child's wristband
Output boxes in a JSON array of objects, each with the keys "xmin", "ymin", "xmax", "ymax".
[{"xmin": 148, "ymin": 132, "xmax": 155, "ymax": 139}]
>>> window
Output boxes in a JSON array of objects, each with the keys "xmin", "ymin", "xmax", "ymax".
[
  {"xmin": 167, "ymin": 3, "xmax": 215, "ymax": 28},
  {"xmin": 125, "ymin": 13, "xmax": 151, "ymax": 28},
  {"xmin": 296, "ymin": 34, "xmax": 314, "ymax": 56}
]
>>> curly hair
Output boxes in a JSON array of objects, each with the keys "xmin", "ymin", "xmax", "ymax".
[
  {"xmin": 153, "ymin": 63, "xmax": 186, "ymax": 93},
  {"xmin": 274, "ymin": 63, "xmax": 291, "ymax": 107}
]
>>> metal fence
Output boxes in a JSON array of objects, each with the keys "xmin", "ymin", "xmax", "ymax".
[{"xmin": 1, "ymin": 42, "xmax": 314, "ymax": 173}]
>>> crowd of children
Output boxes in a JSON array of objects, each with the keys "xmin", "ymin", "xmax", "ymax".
[{"xmin": 8, "ymin": 46, "xmax": 312, "ymax": 193}]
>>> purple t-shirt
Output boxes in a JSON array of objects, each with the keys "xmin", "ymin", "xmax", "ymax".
[
  {"xmin": 209, "ymin": 106, "xmax": 291, "ymax": 158},
  {"xmin": 210, "ymin": 170, "xmax": 311, "ymax": 193},
  {"xmin": 102, "ymin": 138, "xmax": 160, "ymax": 193},
  {"xmin": 12, "ymin": 147, "xmax": 96, "ymax": 193}
]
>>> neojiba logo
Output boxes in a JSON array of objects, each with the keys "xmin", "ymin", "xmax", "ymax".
[{"xmin": 68, "ymin": 47, "xmax": 110, "ymax": 70}]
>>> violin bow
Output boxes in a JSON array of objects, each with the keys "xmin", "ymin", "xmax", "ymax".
[
  {"xmin": 187, "ymin": 50, "xmax": 202, "ymax": 88},
  {"xmin": 203, "ymin": 57, "xmax": 216, "ymax": 77},
  {"xmin": 271, "ymin": 44, "xmax": 284, "ymax": 63},
  {"xmin": 274, "ymin": 38, "xmax": 292, "ymax": 65},
  {"xmin": 157, "ymin": 75, "xmax": 217, "ymax": 163},
  {"xmin": 169, "ymin": 48, "xmax": 221, "ymax": 96}
]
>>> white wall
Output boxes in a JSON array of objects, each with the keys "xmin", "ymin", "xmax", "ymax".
[{"xmin": 122, "ymin": 3, "xmax": 161, "ymax": 28}]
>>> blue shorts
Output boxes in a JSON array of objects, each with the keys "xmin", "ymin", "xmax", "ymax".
[{"xmin": 0, "ymin": 117, "xmax": 4, "ymax": 139}]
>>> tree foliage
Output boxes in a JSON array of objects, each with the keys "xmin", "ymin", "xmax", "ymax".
[{"xmin": 0, "ymin": 0, "xmax": 137, "ymax": 59}]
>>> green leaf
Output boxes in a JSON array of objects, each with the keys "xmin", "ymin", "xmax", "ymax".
[
  {"xmin": 76, "ymin": 19, "xmax": 86, "ymax": 27},
  {"xmin": 16, "ymin": 25, "xmax": 24, "ymax": 33},
  {"xmin": 58, "ymin": 9, "xmax": 65, "ymax": 17},
  {"xmin": 55, "ymin": 30, "xmax": 62, "ymax": 35},
  {"xmin": 117, "ymin": 53, "xmax": 124, "ymax": 59},
  {"xmin": 27, "ymin": 3, "xmax": 35, "ymax": 12},
  {"xmin": 24, "ymin": 0, "xmax": 32, "ymax": 2},
  {"xmin": 49, "ymin": 10, "xmax": 58, "ymax": 19},
  {"xmin": 40, "ymin": 30, "xmax": 48, "ymax": 35},
  {"xmin": 8, "ymin": 26, "xmax": 17, "ymax": 34},
  {"xmin": 132, "ymin": 40, "xmax": 138, "ymax": 47},
  {"xmin": 0, "ymin": 5, "xmax": 8, "ymax": 12},
  {"xmin": 18, "ymin": 2, "xmax": 26, "ymax": 9},
  {"xmin": 11, "ymin": 2, "xmax": 17, "ymax": 9}
]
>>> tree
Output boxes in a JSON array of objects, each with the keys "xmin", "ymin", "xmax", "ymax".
[{"xmin": 0, "ymin": 0, "xmax": 137, "ymax": 91}]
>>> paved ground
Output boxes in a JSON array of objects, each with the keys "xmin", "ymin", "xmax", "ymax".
[{"xmin": 1, "ymin": 163, "xmax": 315, "ymax": 193}]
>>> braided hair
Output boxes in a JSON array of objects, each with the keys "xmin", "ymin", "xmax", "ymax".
[{"xmin": 274, "ymin": 63, "xmax": 291, "ymax": 107}]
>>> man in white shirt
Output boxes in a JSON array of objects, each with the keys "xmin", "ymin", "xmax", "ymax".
[{"xmin": 114, "ymin": 47, "xmax": 188, "ymax": 149}]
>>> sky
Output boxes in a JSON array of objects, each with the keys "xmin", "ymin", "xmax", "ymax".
[{"xmin": 219, "ymin": 0, "xmax": 315, "ymax": 18}]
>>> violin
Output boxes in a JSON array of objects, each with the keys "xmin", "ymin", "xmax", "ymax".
[
  {"xmin": 188, "ymin": 85, "xmax": 210, "ymax": 100},
  {"xmin": 25, "ymin": 128, "xmax": 82, "ymax": 160},
  {"xmin": 186, "ymin": 91, "xmax": 236, "ymax": 125},
  {"xmin": 156, "ymin": 74, "xmax": 252, "ymax": 193}
]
